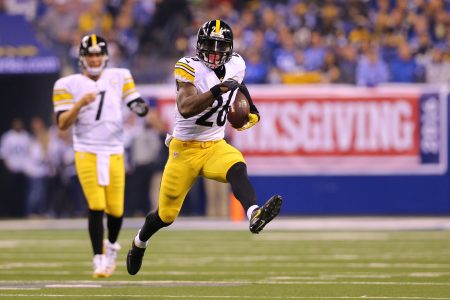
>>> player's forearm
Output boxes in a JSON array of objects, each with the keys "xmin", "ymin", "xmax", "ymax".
[
  {"xmin": 58, "ymin": 106, "xmax": 81, "ymax": 130},
  {"xmin": 177, "ymin": 92, "xmax": 215, "ymax": 119}
]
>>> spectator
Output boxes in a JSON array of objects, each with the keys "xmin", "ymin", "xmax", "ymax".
[
  {"xmin": 422, "ymin": 47, "xmax": 450, "ymax": 84},
  {"xmin": 0, "ymin": 118, "xmax": 31, "ymax": 175},
  {"xmin": 303, "ymin": 31, "xmax": 326, "ymax": 71},
  {"xmin": 78, "ymin": 0, "xmax": 113, "ymax": 37},
  {"xmin": 0, "ymin": 118, "xmax": 30, "ymax": 217},
  {"xmin": 23, "ymin": 117, "xmax": 51, "ymax": 217},
  {"xmin": 337, "ymin": 45, "xmax": 357, "ymax": 84},
  {"xmin": 321, "ymin": 51, "xmax": 341, "ymax": 83},
  {"xmin": 112, "ymin": 3, "xmax": 139, "ymax": 67},
  {"xmin": 245, "ymin": 49, "xmax": 269, "ymax": 84},
  {"xmin": 390, "ymin": 43, "xmax": 424, "ymax": 83},
  {"xmin": 356, "ymin": 48, "xmax": 389, "ymax": 86},
  {"xmin": 56, "ymin": 129, "xmax": 87, "ymax": 217},
  {"xmin": 125, "ymin": 105, "xmax": 164, "ymax": 217},
  {"xmin": 273, "ymin": 28, "xmax": 303, "ymax": 73},
  {"xmin": 139, "ymin": 0, "xmax": 192, "ymax": 56}
]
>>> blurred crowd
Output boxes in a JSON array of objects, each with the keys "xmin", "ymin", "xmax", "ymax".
[{"xmin": 1, "ymin": 0, "xmax": 450, "ymax": 85}]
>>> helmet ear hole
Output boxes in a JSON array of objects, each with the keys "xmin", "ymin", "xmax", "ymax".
[{"xmin": 196, "ymin": 20, "xmax": 233, "ymax": 69}]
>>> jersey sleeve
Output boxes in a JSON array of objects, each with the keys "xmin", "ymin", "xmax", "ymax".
[
  {"xmin": 231, "ymin": 53, "xmax": 246, "ymax": 84},
  {"xmin": 52, "ymin": 77, "xmax": 74, "ymax": 112},
  {"xmin": 121, "ymin": 69, "xmax": 141, "ymax": 104},
  {"xmin": 174, "ymin": 57, "xmax": 196, "ymax": 83}
]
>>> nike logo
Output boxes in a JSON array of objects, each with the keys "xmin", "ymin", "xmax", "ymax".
[{"xmin": 253, "ymin": 210, "xmax": 261, "ymax": 219}]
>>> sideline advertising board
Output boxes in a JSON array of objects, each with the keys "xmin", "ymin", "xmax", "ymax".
[
  {"xmin": 139, "ymin": 84, "xmax": 449, "ymax": 214},
  {"xmin": 0, "ymin": 15, "xmax": 60, "ymax": 74},
  {"xmin": 140, "ymin": 84, "xmax": 447, "ymax": 176}
]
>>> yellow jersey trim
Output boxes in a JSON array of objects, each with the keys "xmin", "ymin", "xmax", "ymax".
[
  {"xmin": 175, "ymin": 62, "xmax": 195, "ymax": 73},
  {"xmin": 53, "ymin": 93, "xmax": 73, "ymax": 102},
  {"xmin": 122, "ymin": 81, "xmax": 136, "ymax": 94},
  {"xmin": 174, "ymin": 68, "xmax": 195, "ymax": 82}
]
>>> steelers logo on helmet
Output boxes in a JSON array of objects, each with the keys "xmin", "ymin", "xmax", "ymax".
[
  {"xmin": 79, "ymin": 34, "xmax": 109, "ymax": 76},
  {"xmin": 196, "ymin": 20, "xmax": 233, "ymax": 70}
]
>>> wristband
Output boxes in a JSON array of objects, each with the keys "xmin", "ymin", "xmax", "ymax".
[{"xmin": 210, "ymin": 85, "xmax": 222, "ymax": 99}]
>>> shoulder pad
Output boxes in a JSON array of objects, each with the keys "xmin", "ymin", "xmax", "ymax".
[{"xmin": 174, "ymin": 57, "xmax": 198, "ymax": 83}]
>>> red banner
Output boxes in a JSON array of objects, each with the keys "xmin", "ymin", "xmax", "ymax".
[{"xmin": 141, "ymin": 85, "xmax": 447, "ymax": 175}]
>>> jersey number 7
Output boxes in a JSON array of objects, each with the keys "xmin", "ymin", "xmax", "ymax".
[{"xmin": 95, "ymin": 91, "xmax": 106, "ymax": 121}]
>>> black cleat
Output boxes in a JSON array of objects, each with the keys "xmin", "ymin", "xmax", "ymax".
[
  {"xmin": 249, "ymin": 195, "xmax": 282, "ymax": 234},
  {"xmin": 126, "ymin": 241, "xmax": 146, "ymax": 275}
]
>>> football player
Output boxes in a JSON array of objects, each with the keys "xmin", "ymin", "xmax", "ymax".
[
  {"xmin": 126, "ymin": 20, "xmax": 282, "ymax": 275},
  {"xmin": 52, "ymin": 34, "xmax": 149, "ymax": 278}
]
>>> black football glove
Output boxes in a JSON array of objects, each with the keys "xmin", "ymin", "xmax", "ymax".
[
  {"xmin": 127, "ymin": 98, "xmax": 149, "ymax": 117},
  {"xmin": 210, "ymin": 78, "xmax": 240, "ymax": 99}
]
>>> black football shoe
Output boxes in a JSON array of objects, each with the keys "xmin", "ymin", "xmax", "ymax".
[
  {"xmin": 126, "ymin": 241, "xmax": 146, "ymax": 275},
  {"xmin": 249, "ymin": 195, "xmax": 282, "ymax": 234}
]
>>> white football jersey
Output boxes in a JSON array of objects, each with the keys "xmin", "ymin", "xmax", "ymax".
[
  {"xmin": 53, "ymin": 68, "xmax": 140, "ymax": 154},
  {"xmin": 173, "ymin": 53, "xmax": 245, "ymax": 141}
]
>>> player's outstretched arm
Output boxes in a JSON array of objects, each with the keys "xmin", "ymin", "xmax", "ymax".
[{"xmin": 57, "ymin": 92, "xmax": 96, "ymax": 130}]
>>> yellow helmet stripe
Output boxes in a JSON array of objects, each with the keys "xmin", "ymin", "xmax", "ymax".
[
  {"xmin": 215, "ymin": 20, "xmax": 220, "ymax": 33},
  {"xmin": 91, "ymin": 34, "xmax": 97, "ymax": 45}
]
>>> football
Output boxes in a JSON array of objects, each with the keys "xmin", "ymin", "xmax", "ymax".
[{"xmin": 227, "ymin": 90, "xmax": 250, "ymax": 129}]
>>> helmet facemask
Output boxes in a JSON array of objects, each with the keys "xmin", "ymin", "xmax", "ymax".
[
  {"xmin": 197, "ymin": 39, "xmax": 232, "ymax": 69},
  {"xmin": 80, "ymin": 54, "xmax": 108, "ymax": 76}
]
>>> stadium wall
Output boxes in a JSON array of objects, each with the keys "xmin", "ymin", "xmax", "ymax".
[{"xmin": 139, "ymin": 84, "xmax": 450, "ymax": 215}]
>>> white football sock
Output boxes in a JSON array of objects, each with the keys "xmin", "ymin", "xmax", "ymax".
[
  {"xmin": 247, "ymin": 205, "xmax": 259, "ymax": 220},
  {"xmin": 134, "ymin": 230, "xmax": 148, "ymax": 248}
]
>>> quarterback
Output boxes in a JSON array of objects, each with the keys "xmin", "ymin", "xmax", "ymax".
[
  {"xmin": 126, "ymin": 20, "xmax": 282, "ymax": 275},
  {"xmin": 52, "ymin": 34, "xmax": 148, "ymax": 277}
]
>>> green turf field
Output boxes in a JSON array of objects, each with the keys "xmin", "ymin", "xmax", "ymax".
[{"xmin": 0, "ymin": 228, "xmax": 449, "ymax": 299}]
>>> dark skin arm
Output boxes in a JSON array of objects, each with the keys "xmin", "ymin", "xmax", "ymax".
[{"xmin": 176, "ymin": 81, "xmax": 229, "ymax": 119}]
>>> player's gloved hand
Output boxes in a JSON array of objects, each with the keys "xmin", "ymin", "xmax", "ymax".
[
  {"xmin": 238, "ymin": 112, "xmax": 260, "ymax": 131},
  {"xmin": 210, "ymin": 79, "xmax": 240, "ymax": 99},
  {"xmin": 128, "ymin": 98, "xmax": 149, "ymax": 117}
]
